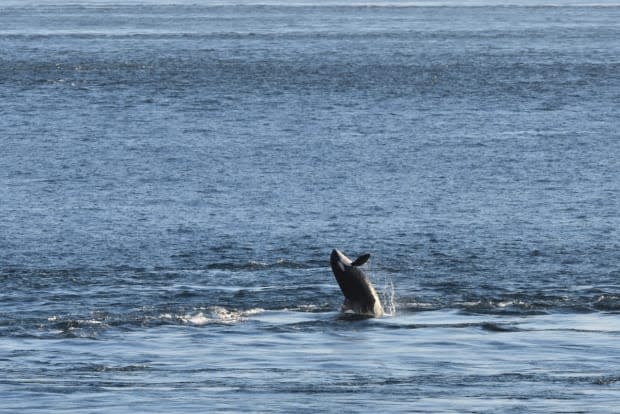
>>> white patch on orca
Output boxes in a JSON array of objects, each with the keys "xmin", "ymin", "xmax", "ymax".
[
  {"xmin": 337, "ymin": 261, "xmax": 345, "ymax": 272},
  {"xmin": 333, "ymin": 249, "xmax": 352, "ymax": 265}
]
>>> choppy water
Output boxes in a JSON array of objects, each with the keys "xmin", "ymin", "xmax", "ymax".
[{"xmin": 1, "ymin": 1, "xmax": 619, "ymax": 412}]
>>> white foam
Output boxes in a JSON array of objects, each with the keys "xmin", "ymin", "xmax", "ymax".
[{"xmin": 174, "ymin": 307, "xmax": 265, "ymax": 325}]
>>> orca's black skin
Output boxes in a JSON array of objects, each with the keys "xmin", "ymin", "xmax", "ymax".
[
  {"xmin": 351, "ymin": 253, "xmax": 370, "ymax": 267},
  {"xmin": 330, "ymin": 249, "xmax": 384, "ymax": 317}
]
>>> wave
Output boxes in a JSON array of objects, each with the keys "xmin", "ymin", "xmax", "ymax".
[
  {"xmin": 3, "ymin": 266, "xmax": 618, "ymax": 316},
  {"xmin": 379, "ymin": 320, "xmax": 522, "ymax": 332},
  {"xmin": 395, "ymin": 291, "xmax": 620, "ymax": 315},
  {"xmin": 2, "ymin": 306, "xmax": 267, "ymax": 339},
  {"xmin": 2, "ymin": 263, "xmax": 618, "ymax": 341},
  {"xmin": 204, "ymin": 259, "xmax": 322, "ymax": 271},
  {"xmin": 593, "ymin": 294, "xmax": 620, "ymax": 311},
  {"xmin": 160, "ymin": 306, "xmax": 265, "ymax": 325},
  {"xmin": 3, "ymin": 300, "xmax": 618, "ymax": 340}
]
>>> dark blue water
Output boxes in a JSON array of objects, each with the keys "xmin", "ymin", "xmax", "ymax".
[{"xmin": 1, "ymin": 1, "xmax": 619, "ymax": 412}]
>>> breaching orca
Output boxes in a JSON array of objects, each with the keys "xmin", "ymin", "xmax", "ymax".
[{"xmin": 330, "ymin": 249, "xmax": 384, "ymax": 317}]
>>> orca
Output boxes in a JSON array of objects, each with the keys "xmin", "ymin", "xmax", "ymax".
[{"xmin": 330, "ymin": 249, "xmax": 384, "ymax": 317}]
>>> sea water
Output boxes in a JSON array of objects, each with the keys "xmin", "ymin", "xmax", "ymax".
[{"xmin": 1, "ymin": 1, "xmax": 619, "ymax": 412}]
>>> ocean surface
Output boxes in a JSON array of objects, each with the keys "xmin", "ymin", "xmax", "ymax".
[{"xmin": 1, "ymin": 0, "xmax": 619, "ymax": 412}]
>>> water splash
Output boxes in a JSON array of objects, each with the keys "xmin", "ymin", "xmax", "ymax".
[
  {"xmin": 366, "ymin": 258, "xmax": 396, "ymax": 317},
  {"xmin": 381, "ymin": 275, "xmax": 397, "ymax": 316}
]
